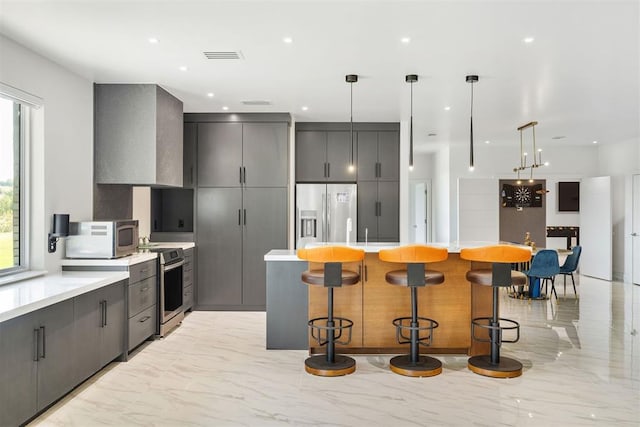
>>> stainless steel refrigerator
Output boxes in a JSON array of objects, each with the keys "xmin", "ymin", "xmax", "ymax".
[{"xmin": 296, "ymin": 184, "xmax": 357, "ymax": 248}]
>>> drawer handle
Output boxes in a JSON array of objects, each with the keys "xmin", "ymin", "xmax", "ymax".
[
  {"xmin": 139, "ymin": 316, "xmax": 151, "ymax": 323},
  {"xmin": 141, "ymin": 286, "xmax": 149, "ymax": 292},
  {"xmin": 140, "ymin": 268, "xmax": 149, "ymax": 273}
]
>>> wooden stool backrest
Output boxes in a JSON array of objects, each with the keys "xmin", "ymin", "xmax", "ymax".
[
  {"xmin": 460, "ymin": 245, "xmax": 531, "ymax": 263},
  {"xmin": 378, "ymin": 245, "xmax": 448, "ymax": 264},
  {"xmin": 297, "ymin": 246, "xmax": 365, "ymax": 263}
]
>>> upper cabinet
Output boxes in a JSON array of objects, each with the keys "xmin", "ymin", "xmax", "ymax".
[
  {"xmin": 197, "ymin": 120, "xmax": 288, "ymax": 188},
  {"xmin": 94, "ymin": 84, "xmax": 184, "ymax": 187},
  {"xmin": 356, "ymin": 131, "xmax": 399, "ymax": 182},
  {"xmin": 296, "ymin": 128, "xmax": 355, "ymax": 183}
]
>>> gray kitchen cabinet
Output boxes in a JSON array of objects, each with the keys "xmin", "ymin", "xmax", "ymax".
[
  {"xmin": 357, "ymin": 131, "xmax": 399, "ymax": 182},
  {"xmin": 127, "ymin": 260, "xmax": 157, "ymax": 352},
  {"xmin": 190, "ymin": 113, "xmax": 290, "ymax": 311},
  {"xmin": 197, "ymin": 122, "xmax": 243, "ymax": 187},
  {"xmin": 198, "ymin": 122, "xmax": 288, "ymax": 188},
  {"xmin": 196, "ymin": 187, "xmax": 287, "ymax": 309},
  {"xmin": 242, "ymin": 188, "xmax": 288, "ymax": 306},
  {"xmin": 74, "ymin": 280, "xmax": 125, "ymax": 384},
  {"xmin": 357, "ymin": 180, "xmax": 399, "ymax": 242},
  {"xmin": 196, "ymin": 188, "xmax": 243, "ymax": 306},
  {"xmin": 183, "ymin": 247, "xmax": 195, "ymax": 311},
  {"xmin": 296, "ymin": 130, "xmax": 355, "ymax": 182},
  {"xmin": 0, "ymin": 299, "xmax": 75, "ymax": 426},
  {"xmin": 95, "ymin": 84, "xmax": 183, "ymax": 186},
  {"xmin": 183, "ymin": 122, "xmax": 197, "ymax": 188}
]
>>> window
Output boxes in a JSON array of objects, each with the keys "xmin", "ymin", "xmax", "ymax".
[{"xmin": 0, "ymin": 96, "xmax": 24, "ymax": 275}]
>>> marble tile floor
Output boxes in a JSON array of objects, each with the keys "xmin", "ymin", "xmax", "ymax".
[{"xmin": 30, "ymin": 275, "xmax": 639, "ymax": 427}]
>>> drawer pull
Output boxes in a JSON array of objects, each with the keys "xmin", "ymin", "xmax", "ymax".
[
  {"xmin": 141, "ymin": 286, "xmax": 149, "ymax": 292},
  {"xmin": 139, "ymin": 315, "xmax": 151, "ymax": 323}
]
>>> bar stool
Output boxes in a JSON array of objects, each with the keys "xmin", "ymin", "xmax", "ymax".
[
  {"xmin": 297, "ymin": 246, "xmax": 365, "ymax": 377},
  {"xmin": 460, "ymin": 245, "xmax": 531, "ymax": 378},
  {"xmin": 378, "ymin": 245, "xmax": 448, "ymax": 377}
]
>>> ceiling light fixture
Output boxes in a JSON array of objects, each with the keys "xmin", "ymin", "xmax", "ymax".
[
  {"xmin": 401, "ymin": 37, "xmax": 411, "ymax": 44},
  {"xmin": 207, "ymin": 93, "xmax": 214, "ymax": 98},
  {"xmin": 592, "ymin": 140, "xmax": 598, "ymax": 144},
  {"xmin": 148, "ymin": 37, "xmax": 159, "ymax": 44},
  {"xmin": 406, "ymin": 74, "xmax": 418, "ymax": 171},
  {"xmin": 513, "ymin": 121, "xmax": 546, "ymax": 183},
  {"xmin": 301, "ymin": 106, "xmax": 308, "ymax": 111},
  {"xmin": 466, "ymin": 75, "xmax": 479, "ymax": 171},
  {"xmin": 222, "ymin": 106, "xmax": 229, "ymax": 111},
  {"xmin": 523, "ymin": 37, "xmax": 535, "ymax": 43},
  {"xmin": 346, "ymin": 74, "xmax": 358, "ymax": 172},
  {"xmin": 485, "ymin": 140, "xmax": 491, "ymax": 144},
  {"xmin": 444, "ymin": 106, "xmax": 451, "ymax": 111},
  {"xmin": 283, "ymin": 37, "xmax": 293, "ymax": 44},
  {"xmin": 179, "ymin": 66, "xmax": 188, "ymax": 72}
]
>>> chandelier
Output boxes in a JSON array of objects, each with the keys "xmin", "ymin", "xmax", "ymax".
[{"xmin": 513, "ymin": 121, "xmax": 547, "ymax": 184}]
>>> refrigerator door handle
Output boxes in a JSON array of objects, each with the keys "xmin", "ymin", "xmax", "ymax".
[{"xmin": 327, "ymin": 193, "xmax": 331, "ymax": 240}]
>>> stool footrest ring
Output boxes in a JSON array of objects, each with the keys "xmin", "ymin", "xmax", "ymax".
[
  {"xmin": 308, "ymin": 316, "xmax": 354, "ymax": 346},
  {"xmin": 391, "ymin": 316, "xmax": 438, "ymax": 347},
  {"xmin": 470, "ymin": 316, "xmax": 520, "ymax": 344}
]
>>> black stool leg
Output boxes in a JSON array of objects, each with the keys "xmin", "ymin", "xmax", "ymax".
[
  {"xmin": 410, "ymin": 287, "xmax": 419, "ymax": 364},
  {"xmin": 490, "ymin": 286, "xmax": 500, "ymax": 365},
  {"xmin": 326, "ymin": 288, "xmax": 335, "ymax": 364}
]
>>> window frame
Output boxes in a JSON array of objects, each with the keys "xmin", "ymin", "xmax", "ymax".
[{"xmin": 0, "ymin": 94, "xmax": 30, "ymax": 277}]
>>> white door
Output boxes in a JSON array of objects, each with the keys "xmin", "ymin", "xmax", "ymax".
[
  {"xmin": 580, "ymin": 176, "xmax": 612, "ymax": 280},
  {"xmin": 633, "ymin": 174, "xmax": 640, "ymax": 285}
]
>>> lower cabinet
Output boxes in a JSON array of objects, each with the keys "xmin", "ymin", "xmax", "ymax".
[
  {"xmin": 357, "ymin": 181, "xmax": 399, "ymax": 242},
  {"xmin": 74, "ymin": 280, "xmax": 125, "ymax": 384},
  {"xmin": 183, "ymin": 247, "xmax": 194, "ymax": 311},
  {"xmin": 0, "ymin": 299, "xmax": 75, "ymax": 427},
  {"xmin": 127, "ymin": 260, "xmax": 157, "ymax": 352}
]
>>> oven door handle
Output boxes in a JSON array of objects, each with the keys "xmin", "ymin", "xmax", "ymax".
[{"xmin": 163, "ymin": 259, "xmax": 185, "ymax": 272}]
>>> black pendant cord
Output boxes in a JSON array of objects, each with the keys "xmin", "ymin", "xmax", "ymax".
[
  {"xmin": 409, "ymin": 79, "xmax": 414, "ymax": 169},
  {"xmin": 350, "ymin": 81, "xmax": 354, "ymax": 167},
  {"xmin": 469, "ymin": 80, "xmax": 474, "ymax": 169}
]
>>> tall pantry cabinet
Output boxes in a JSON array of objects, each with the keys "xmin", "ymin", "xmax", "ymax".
[{"xmin": 189, "ymin": 114, "xmax": 290, "ymax": 310}]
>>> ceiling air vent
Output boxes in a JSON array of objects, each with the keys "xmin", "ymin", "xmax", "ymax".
[
  {"xmin": 242, "ymin": 100, "xmax": 272, "ymax": 106},
  {"xmin": 203, "ymin": 51, "xmax": 243, "ymax": 60}
]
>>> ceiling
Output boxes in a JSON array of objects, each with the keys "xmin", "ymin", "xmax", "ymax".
[{"xmin": 0, "ymin": 0, "xmax": 638, "ymax": 153}]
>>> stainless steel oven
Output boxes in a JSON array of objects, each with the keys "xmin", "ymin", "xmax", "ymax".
[{"xmin": 152, "ymin": 248, "xmax": 185, "ymax": 336}]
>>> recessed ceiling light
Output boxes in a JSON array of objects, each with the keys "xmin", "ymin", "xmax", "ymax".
[
  {"xmin": 523, "ymin": 37, "xmax": 535, "ymax": 43},
  {"xmin": 301, "ymin": 106, "xmax": 308, "ymax": 111},
  {"xmin": 222, "ymin": 106, "xmax": 229, "ymax": 111},
  {"xmin": 401, "ymin": 37, "xmax": 411, "ymax": 44},
  {"xmin": 207, "ymin": 93, "xmax": 214, "ymax": 98},
  {"xmin": 148, "ymin": 37, "xmax": 159, "ymax": 44},
  {"xmin": 179, "ymin": 66, "xmax": 188, "ymax": 72},
  {"xmin": 444, "ymin": 106, "xmax": 451, "ymax": 111},
  {"xmin": 283, "ymin": 37, "xmax": 293, "ymax": 44},
  {"xmin": 592, "ymin": 140, "xmax": 598, "ymax": 144},
  {"xmin": 485, "ymin": 140, "xmax": 490, "ymax": 144}
]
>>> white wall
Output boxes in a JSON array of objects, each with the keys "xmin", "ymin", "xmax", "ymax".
[
  {"xmin": 447, "ymin": 143, "xmax": 598, "ymax": 245},
  {"xmin": 458, "ymin": 178, "xmax": 499, "ymax": 242},
  {"xmin": 597, "ymin": 138, "xmax": 640, "ymax": 281},
  {"xmin": 0, "ymin": 34, "xmax": 93, "ymax": 272}
]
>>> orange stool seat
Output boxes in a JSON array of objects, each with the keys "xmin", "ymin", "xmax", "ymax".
[
  {"xmin": 460, "ymin": 245, "xmax": 532, "ymax": 378},
  {"xmin": 297, "ymin": 246, "xmax": 365, "ymax": 377},
  {"xmin": 378, "ymin": 245, "xmax": 448, "ymax": 377}
]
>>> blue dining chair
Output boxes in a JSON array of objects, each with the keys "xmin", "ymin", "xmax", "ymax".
[
  {"xmin": 559, "ymin": 246, "xmax": 582, "ymax": 296},
  {"xmin": 524, "ymin": 250, "xmax": 560, "ymax": 299}
]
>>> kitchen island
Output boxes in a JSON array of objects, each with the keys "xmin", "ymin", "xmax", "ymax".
[{"xmin": 265, "ymin": 242, "xmax": 529, "ymax": 356}]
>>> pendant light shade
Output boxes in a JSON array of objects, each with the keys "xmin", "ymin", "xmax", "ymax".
[
  {"xmin": 466, "ymin": 75, "xmax": 479, "ymax": 171},
  {"xmin": 346, "ymin": 74, "xmax": 358, "ymax": 172},
  {"xmin": 406, "ymin": 74, "xmax": 418, "ymax": 170}
]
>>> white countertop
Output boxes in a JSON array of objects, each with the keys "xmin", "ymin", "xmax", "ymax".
[
  {"xmin": 61, "ymin": 252, "xmax": 157, "ymax": 267},
  {"xmin": 0, "ymin": 271, "xmax": 129, "ymax": 323},
  {"xmin": 264, "ymin": 241, "xmax": 531, "ymax": 261},
  {"xmin": 143, "ymin": 242, "xmax": 196, "ymax": 250}
]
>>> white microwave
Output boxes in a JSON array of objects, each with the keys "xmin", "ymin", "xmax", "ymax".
[{"xmin": 66, "ymin": 220, "xmax": 139, "ymax": 259}]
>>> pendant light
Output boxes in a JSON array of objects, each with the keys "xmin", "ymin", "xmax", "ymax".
[
  {"xmin": 466, "ymin": 75, "xmax": 479, "ymax": 171},
  {"xmin": 346, "ymin": 74, "xmax": 358, "ymax": 172},
  {"xmin": 406, "ymin": 74, "xmax": 418, "ymax": 171},
  {"xmin": 513, "ymin": 121, "xmax": 545, "ymax": 184}
]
